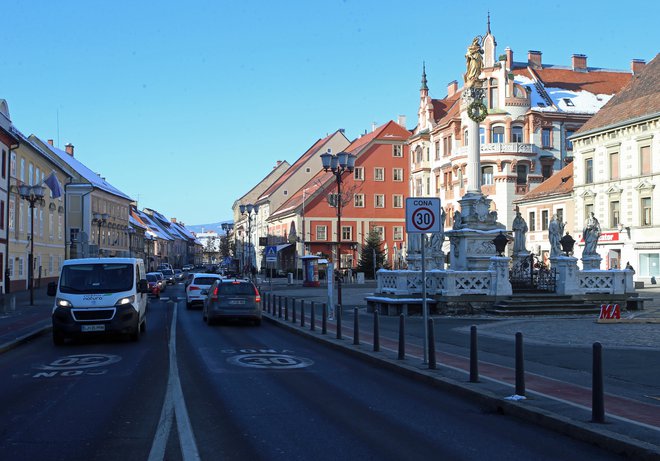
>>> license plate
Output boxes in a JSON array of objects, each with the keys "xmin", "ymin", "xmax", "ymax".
[
  {"xmin": 81, "ymin": 324, "xmax": 106, "ymax": 332},
  {"xmin": 229, "ymin": 299, "xmax": 246, "ymax": 305}
]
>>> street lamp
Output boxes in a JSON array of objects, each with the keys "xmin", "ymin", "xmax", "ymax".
[
  {"xmin": 239, "ymin": 204, "xmax": 259, "ymax": 279},
  {"xmin": 221, "ymin": 222, "xmax": 234, "ymax": 270},
  {"xmin": 320, "ymin": 150, "xmax": 356, "ymax": 310},
  {"xmin": 18, "ymin": 184, "xmax": 45, "ymax": 306},
  {"xmin": 93, "ymin": 212, "xmax": 109, "ymax": 257}
]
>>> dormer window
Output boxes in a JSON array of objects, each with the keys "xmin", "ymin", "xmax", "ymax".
[{"xmin": 563, "ymin": 98, "xmax": 574, "ymax": 107}]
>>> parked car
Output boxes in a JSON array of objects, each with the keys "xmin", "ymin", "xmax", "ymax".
[
  {"xmin": 146, "ymin": 273, "xmax": 161, "ymax": 298},
  {"xmin": 160, "ymin": 269, "xmax": 176, "ymax": 285},
  {"xmin": 174, "ymin": 269, "xmax": 184, "ymax": 282},
  {"xmin": 186, "ymin": 273, "xmax": 222, "ymax": 309},
  {"xmin": 157, "ymin": 263, "xmax": 173, "ymax": 271},
  {"xmin": 202, "ymin": 278, "xmax": 262, "ymax": 325},
  {"xmin": 49, "ymin": 258, "xmax": 149, "ymax": 344},
  {"xmin": 182, "ymin": 264, "xmax": 194, "ymax": 272},
  {"xmin": 148, "ymin": 272, "xmax": 166, "ymax": 292}
]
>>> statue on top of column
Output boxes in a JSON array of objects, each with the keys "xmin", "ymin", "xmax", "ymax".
[{"xmin": 464, "ymin": 36, "xmax": 484, "ymax": 88}]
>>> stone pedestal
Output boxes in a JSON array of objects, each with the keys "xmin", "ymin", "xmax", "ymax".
[
  {"xmin": 581, "ymin": 255, "xmax": 602, "ymax": 271},
  {"xmin": 551, "ymin": 256, "xmax": 580, "ymax": 295},
  {"xmin": 488, "ymin": 256, "xmax": 512, "ymax": 296}
]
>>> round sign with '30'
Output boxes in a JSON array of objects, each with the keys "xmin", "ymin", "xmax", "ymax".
[{"xmin": 406, "ymin": 197, "xmax": 441, "ymax": 234}]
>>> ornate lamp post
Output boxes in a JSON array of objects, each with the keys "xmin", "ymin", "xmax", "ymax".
[
  {"xmin": 239, "ymin": 204, "xmax": 259, "ymax": 279},
  {"xmin": 18, "ymin": 184, "xmax": 45, "ymax": 306},
  {"xmin": 320, "ymin": 150, "xmax": 356, "ymax": 309},
  {"xmin": 221, "ymin": 222, "xmax": 234, "ymax": 270},
  {"xmin": 93, "ymin": 212, "xmax": 109, "ymax": 257}
]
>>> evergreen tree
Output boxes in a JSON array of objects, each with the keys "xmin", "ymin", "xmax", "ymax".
[{"xmin": 356, "ymin": 229, "xmax": 389, "ymax": 279}]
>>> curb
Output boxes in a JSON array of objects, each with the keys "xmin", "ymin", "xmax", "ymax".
[
  {"xmin": 0, "ymin": 324, "xmax": 52, "ymax": 354},
  {"xmin": 264, "ymin": 312, "xmax": 660, "ymax": 461}
]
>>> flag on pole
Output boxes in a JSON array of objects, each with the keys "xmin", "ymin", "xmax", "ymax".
[{"xmin": 43, "ymin": 171, "xmax": 63, "ymax": 198}]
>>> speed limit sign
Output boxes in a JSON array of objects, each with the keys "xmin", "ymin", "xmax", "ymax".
[{"xmin": 406, "ymin": 197, "xmax": 441, "ymax": 234}]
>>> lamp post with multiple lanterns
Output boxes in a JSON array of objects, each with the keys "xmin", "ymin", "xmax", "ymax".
[
  {"xmin": 93, "ymin": 212, "xmax": 109, "ymax": 256},
  {"xmin": 18, "ymin": 184, "xmax": 45, "ymax": 306},
  {"xmin": 221, "ymin": 222, "xmax": 234, "ymax": 271},
  {"xmin": 239, "ymin": 204, "xmax": 258, "ymax": 279},
  {"xmin": 320, "ymin": 150, "xmax": 356, "ymax": 310}
]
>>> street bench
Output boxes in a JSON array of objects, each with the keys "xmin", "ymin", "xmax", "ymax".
[
  {"xmin": 626, "ymin": 296, "xmax": 653, "ymax": 310},
  {"xmin": 365, "ymin": 296, "xmax": 437, "ymax": 316}
]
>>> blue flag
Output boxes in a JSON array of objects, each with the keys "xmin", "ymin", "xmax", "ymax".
[{"xmin": 43, "ymin": 171, "xmax": 63, "ymax": 198}]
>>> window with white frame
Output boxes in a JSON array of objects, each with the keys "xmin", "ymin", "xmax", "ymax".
[
  {"xmin": 641, "ymin": 197, "xmax": 652, "ymax": 226},
  {"xmin": 10, "ymin": 152, "xmax": 16, "ymax": 177},
  {"xmin": 49, "ymin": 255, "xmax": 54, "ymax": 274},
  {"xmin": 393, "ymin": 168, "xmax": 403, "ymax": 181},
  {"xmin": 354, "ymin": 167, "xmax": 364, "ymax": 180},
  {"xmin": 528, "ymin": 211, "xmax": 536, "ymax": 231},
  {"xmin": 18, "ymin": 258, "xmax": 24, "ymax": 277},
  {"xmin": 58, "ymin": 215, "xmax": 63, "ymax": 240},
  {"xmin": 640, "ymin": 145, "xmax": 651, "ymax": 175},
  {"xmin": 49, "ymin": 211, "xmax": 54, "ymax": 240},
  {"xmin": 372, "ymin": 226, "xmax": 385, "ymax": 240},
  {"xmin": 491, "ymin": 125, "xmax": 505, "ymax": 143},
  {"xmin": 393, "ymin": 195, "xmax": 403, "ymax": 208},
  {"xmin": 9, "ymin": 198, "xmax": 14, "ymax": 231},
  {"xmin": 511, "ymin": 126, "xmax": 523, "ymax": 143},
  {"xmin": 374, "ymin": 167, "xmax": 384, "ymax": 181},
  {"xmin": 481, "ymin": 166, "xmax": 494, "ymax": 185},
  {"xmin": 354, "ymin": 194, "xmax": 364, "ymax": 207},
  {"xmin": 316, "ymin": 225, "xmax": 327, "ymax": 241},
  {"xmin": 541, "ymin": 210, "xmax": 549, "ymax": 230},
  {"xmin": 393, "ymin": 226, "xmax": 403, "ymax": 241},
  {"xmin": 392, "ymin": 145, "xmax": 403, "ymax": 157},
  {"xmin": 341, "ymin": 226, "xmax": 352, "ymax": 241},
  {"xmin": 374, "ymin": 194, "xmax": 385, "ymax": 208},
  {"xmin": 585, "ymin": 157, "xmax": 594, "ymax": 184}
]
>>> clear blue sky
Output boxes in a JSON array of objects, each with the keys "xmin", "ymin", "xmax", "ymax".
[{"xmin": 2, "ymin": 0, "xmax": 658, "ymax": 226}]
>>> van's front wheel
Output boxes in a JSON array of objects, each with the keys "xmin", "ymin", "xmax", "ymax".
[{"xmin": 130, "ymin": 319, "xmax": 141, "ymax": 342}]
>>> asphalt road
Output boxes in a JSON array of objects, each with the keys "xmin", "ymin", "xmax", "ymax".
[{"xmin": 0, "ymin": 283, "xmax": 633, "ymax": 460}]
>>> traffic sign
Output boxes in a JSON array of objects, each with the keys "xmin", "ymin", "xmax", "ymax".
[
  {"xmin": 406, "ymin": 197, "xmax": 442, "ymax": 233},
  {"xmin": 265, "ymin": 245, "xmax": 277, "ymax": 263}
]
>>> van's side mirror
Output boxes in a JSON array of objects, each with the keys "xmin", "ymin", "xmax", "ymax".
[
  {"xmin": 47, "ymin": 281, "xmax": 57, "ymax": 297},
  {"xmin": 137, "ymin": 279, "xmax": 149, "ymax": 293}
]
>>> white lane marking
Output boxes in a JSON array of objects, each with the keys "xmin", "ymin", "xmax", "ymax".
[{"xmin": 148, "ymin": 300, "xmax": 201, "ymax": 461}]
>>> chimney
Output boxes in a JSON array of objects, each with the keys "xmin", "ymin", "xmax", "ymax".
[
  {"xmin": 505, "ymin": 47, "xmax": 513, "ymax": 70},
  {"xmin": 170, "ymin": 217, "xmax": 177, "ymax": 223},
  {"xmin": 275, "ymin": 160, "xmax": 282, "ymax": 169},
  {"xmin": 447, "ymin": 80, "xmax": 458, "ymax": 97},
  {"xmin": 65, "ymin": 143, "xmax": 74, "ymax": 156},
  {"xmin": 397, "ymin": 115, "xmax": 407, "ymax": 127},
  {"xmin": 631, "ymin": 59, "xmax": 646, "ymax": 75},
  {"xmin": 571, "ymin": 54, "xmax": 588, "ymax": 72},
  {"xmin": 47, "ymin": 139, "xmax": 54, "ymax": 146},
  {"xmin": 528, "ymin": 50, "xmax": 542, "ymax": 69},
  {"xmin": 372, "ymin": 122, "xmax": 377, "ymax": 132}
]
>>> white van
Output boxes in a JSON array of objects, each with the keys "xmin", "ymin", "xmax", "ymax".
[{"xmin": 49, "ymin": 258, "xmax": 149, "ymax": 345}]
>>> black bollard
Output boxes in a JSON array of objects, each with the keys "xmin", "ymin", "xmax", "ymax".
[
  {"xmin": 373, "ymin": 310, "xmax": 380, "ymax": 352},
  {"xmin": 310, "ymin": 302, "xmax": 316, "ymax": 331},
  {"xmin": 427, "ymin": 318, "xmax": 436, "ymax": 369},
  {"xmin": 353, "ymin": 308, "xmax": 360, "ymax": 345},
  {"xmin": 278, "ymin": 296, "xmax": 282, "ymax": 318},
  {"xmin": 284, "ymin": 297, "xmax": 289, "ymax": 321},
  {"xmin": 515, "ymin": 332, "xmax": 525, "ymax": 396},
  {"xmin": 292, "ymin": 299, "xmax": 296, "ymax": 323},
  {"xmin": 592, "ymin": 342, "xmax": 605, "ymax": 423},
  {"xmin": 322, "ymin": 303, "xmax": 327, "ymax": 334},
  {"xmin": 397, "ymin": 314, "xmax": 405, "ymax": 360},
  {"xmin": 336, "ymin": 305, "xmax": 342, "ymax": 340},
  {"xmin": 300, "ymin": 300, "xmax": 305, "ymax": 327},
  {"xmin": 470, "ymin": 325, "xmax": 479, "ymax": 383},
  {"xmin": 267, "ymin": 293, "xmax": 271, "ymax": 314}
]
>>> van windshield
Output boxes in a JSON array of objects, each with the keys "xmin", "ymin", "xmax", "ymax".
[{"xmin": 60, "ymin": 264, "xmax": 134, "ymax": 294}]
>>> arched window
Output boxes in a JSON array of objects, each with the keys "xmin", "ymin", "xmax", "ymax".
[
  {"xmin": 511, "ymin": 125, "xmax": 523, "ymax": 143},
  {"xmin": 482, "ymin": 166, "xmax": 494, "ymax": 185},
  {"xmin": 491, "ymin": 126, "xmax": 505, "ymax": 143},
  {"xmin": 489, "ymin": 78, "xmax": 499, "ymax": 109}
]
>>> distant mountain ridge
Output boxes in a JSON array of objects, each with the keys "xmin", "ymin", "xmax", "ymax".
[{"xmin": 186, "ymin": 221, "xmax": 232, "ymax": 235}]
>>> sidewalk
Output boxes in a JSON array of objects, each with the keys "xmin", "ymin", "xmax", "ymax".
[
  {"xmin": 263, "ymin": 281, "xmax": 660, "ymax": 460},
  {"xmin": 0, "ymin": 287, "xmax": 53, "ymax": 353}
]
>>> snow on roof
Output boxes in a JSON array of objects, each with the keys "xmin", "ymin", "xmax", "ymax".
[
  {"xmin": 129, "ymin": 214, "xmax": 148, "ymax": 230},
  {"xmin": 34, "ymin": 136, "xmax": 131, "ymax": 200}
]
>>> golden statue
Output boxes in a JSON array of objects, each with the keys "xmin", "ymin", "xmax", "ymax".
[{"xmin": 464, "ymin": 36, "xmax": 484, "ymax": 87}]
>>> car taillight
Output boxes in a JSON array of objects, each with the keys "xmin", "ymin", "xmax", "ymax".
[
  {"xmin": 254, "ymin": 286, "xmax": 261, "ymax": 303},
  {"xmin": 189, "ymin": 285, "xmax": 200, "ymax": 291}
]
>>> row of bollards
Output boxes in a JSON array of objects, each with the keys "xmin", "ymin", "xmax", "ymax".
[{"xmin": 262, "ymin": 292, "xmax": 607, "ymax": 424}]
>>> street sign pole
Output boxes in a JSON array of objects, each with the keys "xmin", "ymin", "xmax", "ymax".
[{"xmin": 421, "ymin": 233, "xmax": 428, "ymax": 364}]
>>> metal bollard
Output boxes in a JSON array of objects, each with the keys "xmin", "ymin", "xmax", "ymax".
[
  {"xmin": 322, "ymin": 303, "xmax": 327, "ymax": 334},
  {"xmin": 470, "ymin": 325, "xmax": 479, "ymax": 383},
  {"xmin": 284, "ymin": 297, "xmax": 289, "ymax": 321},
  {"xmin": 397, "ymin": 314, "xmax": 405, "ymax": 360},
  {"xmin": 592, "ymin": 342, "xmax": 605, "ymax": 423},
  {"xmin": 278, "ymin": 296, "xmax": 282, "ymax": 318},
  {"xmin": 300, "ymin": 300, "xmax": 305, "ymax": 327},
  {"xmin": 292, "ymin": 299, "xmax": 296, "ymax": 323},
  {"xmin": 515, "ymin": 332, "xmax": 525, "ymax": 396},
  {"xmin": 427, "ymin": 318, "xmax": 436, "ymax": 369},
  {"xmin": 353, "ymin": 308, "xmax": 360, "ymax": 345},
  {"xmin": 310, "ymin": 302, "xmax": 316, "ymax": 331},
  {"xmin": 373, "ymin": 310, "xmax": 380, "ymax": 352},
  {"xmin": 336, "ymin": 305, "xmax": 342, "ymax": 340}
]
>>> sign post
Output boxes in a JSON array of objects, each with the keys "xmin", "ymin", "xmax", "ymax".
[
  {"xmin": 265, "ymin": 245, "xmax": 277, "ymax": 291},
  {"xmin": 406, "ymin": 197, "xmax": 442, "ymax": 364}
]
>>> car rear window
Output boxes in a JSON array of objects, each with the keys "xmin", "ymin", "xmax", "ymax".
[
  {"xmin": 193, "ymin": 277, "xmax": 219, "ymax": 286},
  {"xmin": 146, "ymin": 274, "xmax": 157, "ymax": 282},
  {"xmin": 218, "ymin": 283, "xmax": 255, "ymax": 295}
]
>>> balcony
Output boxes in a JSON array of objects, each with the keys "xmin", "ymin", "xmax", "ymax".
[{"xmin": 454, "ymin": 143, "xmax": 537, "ymax": 157}]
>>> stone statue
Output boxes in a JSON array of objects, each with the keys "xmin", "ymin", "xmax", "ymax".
[
  {"xmin": 511, "ymin": 211, "xmax": 528, "ymax": 255},
  {"xmin": 464, "ymin": 36, "xmax": 484, "ymax": 87},
  {"xmin": 453, "ymin": 210, "xmax": 463, "ymax": 230},
  {"xmin": 548, "ymin": 214, "xmax": 565, "ymax": 257},
  {"xmin": 583, "ymin": 212, "xmax": 601, "ymax": 256}
]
